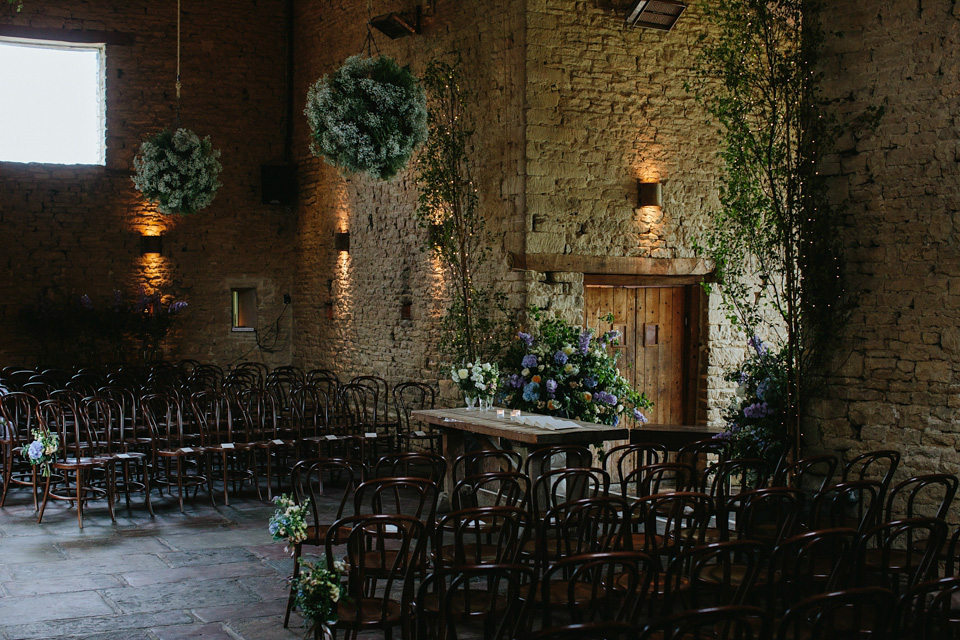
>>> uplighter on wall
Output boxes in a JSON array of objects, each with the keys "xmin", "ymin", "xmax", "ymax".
[
  {"xmin": 334, "ymin": 231, "xmax": 350, "ymax": 253},
  {"xmin": 140, "ymin": 234, "xmax": 163, "ymax": 255},
  {"xmin": 638, "ymin": 180, "xmax": 663, "ymax": 208}
]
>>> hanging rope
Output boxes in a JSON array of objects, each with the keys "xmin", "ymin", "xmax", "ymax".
[
  {"xmin": 175, "ymin": 0, "xmax": 182, "ymax": 125},
  {"xmin": 362, "ymin": 0, "xmax": 380, "ymax": 57}
]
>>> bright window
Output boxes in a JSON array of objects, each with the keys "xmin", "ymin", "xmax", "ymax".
[{"xmin": 0, "ymin": 38, "xmax": 106, "ymax": 165}]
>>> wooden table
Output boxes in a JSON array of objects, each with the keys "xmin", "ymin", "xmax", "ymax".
[
  {"xmin": 631, "ymin": 424, "xmax": 722, "ymax": 450},
  {"xmin": 411, "ymin": 408, "xmax": 628, "ymax": 495}
]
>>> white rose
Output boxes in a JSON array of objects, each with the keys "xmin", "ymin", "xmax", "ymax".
[
  {"xmin": 482, "ymin": 363, "xmax": 491, "ymax": 371},
  {"xmin": 522, "ymin": 368, "xmax": 530, "ymax": 376},
  {"xmin": 458, "ymin": 368, "xmax": 469, "ymax": 379},
  {"xmin": 476, "ymin": 382, "xmax": 487, "ymax": 391},
  {"xmin": 563, "ymin": 345, "xmax": 574, "ymax": 355},
  {"xmin": 617, "ymin": 404, "xmax": 624, "ymax": 413}
]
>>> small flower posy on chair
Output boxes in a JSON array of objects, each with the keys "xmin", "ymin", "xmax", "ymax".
[
  {"xmin": 292, "ymin": 558, "xmax": 347, "ymax": 637},
  {"xmin": 268, "ymin": 494, "xmax": 310, "ymax": 555},
  {"xmin": 22, "ymin": 429, "xmax": 59, "ymax": 477}
]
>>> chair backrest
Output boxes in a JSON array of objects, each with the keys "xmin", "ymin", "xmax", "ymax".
[
  {"xmin": 639, "ymin": 605, "xmax": 771, "ymax": 640},
  {"xmin": 290, "ymin": 384, "xmax": 331, "ymax": 440},
  {"xmin": 185, "ymin": 364, "xmax": 223, "ymax": 393},
  {"xmin": 373, "ymin": 452, "xmax": 447, "ymax": 485},
  {"xmin": 326, "ymin": 513, "xmax": 427, "ymax": 629},
  {"xmin": 699, "ymin": 458, "xmax": 769, "ymax": 512},
  {"xmin": 601, "ymin": 442, "xmax": 667, "ymax": 490},
  {"xmin": 530, "ymin": 467, "xmax": 610, "ymax": 521},
  {"xmin": 776, "ymin": 587, "xmax": 896, "ymax": 640},
  {"xmin": 337, "ymin": 382, "xmax": 378, "ymax": 431},
  {"xmin": 767, "ymin": 527, "xmax": 861, "ymax": 617},
  {"xmin": 663, "ymin": 540, "xmax": 767, "ymax": 613},
  {"xmin": 352, "ymin": 375, "xmax": 392, "ymax": 426},
  {"xmin": 857, "ymin": 517, "xmax": 948, "ymax": 594},
  {"xmin": 452, "ymin": 449, "xmax": 522, "ymax": 483},
  {"xmin": 236, "ymin": 387, "xmax": 280, "ymax": 440},
  {"xmin": 452, "ymin": 471, "xmax": 529, "ymax": 511},
  {"xmin": 539, "ymin": 551, "xmax": 655, "ymax": 628},
  {"xmin": 0, "ymin": 391, "xmax": 41, "ymax": 444},
  {"xmin": 677, "ymin": 437, "xmax": 731, "ymax": 487},
  {"xmin": 884, "ymin": 473, "xmax": 958, "ymax": 522},
  {"xmin": 621, "ymin": 462, "xmax": 695, "ymax": 498},
  {"xmin": 415, "ymin": 563, "xmax": 535, "ymax": 640},
  {"xmin": 354, "ymin": 476, "xmax": 439, "ymax": 528},
  {"xmin": 727, "ymin": 487, "xmax": 804, "ymax": 548},
  {"xmin": 536, "ymin": 496, "xmax": 628, "ymax": 570},
  {"xmin": 82, "ymin": 395, "xmax": 124, "ymax": 455},
  {"xmin": 141, "ymin": 392, "xmax": 186, "ymax": 448},
  {"xmin": 189, "ymin": 390, "xmax": 233, "ymax": 444},
  {"xmin": 38, "ymin": 398, "xmax": 91, "ymax": 462},
  {"xmin": 291, "ymin": 457, "xmax": 359, "ymax": 531},
  {"xmin": 627, "ymin": 491, "xmax": 714, "ymax": 568},
  {"xmin": 810, "ymin": 480, "xmax": 884, "ymax": 533},
  {"xmin": 434, "ymin": 505, "xmax": 529, "ymax": 567},
  {"xmin": 842, "ymin": 449, "xmax": 900, "ymax": 500},
  {"xmin": 525, "ymin": 445, "xmax": 594, "ymax": 478},
  {"xmin": 393, "ymin": 381, "xmax": 436, "ymax": 432},
  {"xmin": 893, "ymin": 577, "xmax": 960, "ymax": 640},
  {"xmin": 774, "ymin": 453, "xmax": 838, "ymax": 494}
]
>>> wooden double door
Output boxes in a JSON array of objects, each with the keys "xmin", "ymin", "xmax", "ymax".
[{"xmin": 584, "ymin": 283, "xmax": 701, "ymax": 425}]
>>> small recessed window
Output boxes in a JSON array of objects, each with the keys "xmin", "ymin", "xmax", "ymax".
[
  {"xmin": 232, "ymin": 288, "xmax": 257, "ymax": 332},
  {"xmin": 0, "ymin": 38, "xmax": 106, "ymax": 165}
]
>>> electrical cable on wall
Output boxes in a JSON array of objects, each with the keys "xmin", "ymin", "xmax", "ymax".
[{"xmin": 225, "ymin": 300, "xmax": 290, "ymax": 367}]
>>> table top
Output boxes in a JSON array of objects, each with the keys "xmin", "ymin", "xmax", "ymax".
[{"xmin": 411, "ymin": 407, "xmax": 629, "ymax": 446}]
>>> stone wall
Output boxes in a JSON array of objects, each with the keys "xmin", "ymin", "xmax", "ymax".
[
  {"xmin": 522, "ymin": 0, "xmax": 742, "ymax": 424},
  {"xmin": 811, "ymin": 0, "xmax": 960, "ymax": 489},
  {"xmin": 0, "ymin": 0, "xmax": 294, "ymax": 368},
  {"xmin": 289, "ymin": 0, "xmax": 527, "ymax": 390}
]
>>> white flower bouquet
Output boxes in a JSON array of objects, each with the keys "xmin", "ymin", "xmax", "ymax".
[{"xmin": 133, "ymin": 128, "xmax": 222, "ymax": 215}]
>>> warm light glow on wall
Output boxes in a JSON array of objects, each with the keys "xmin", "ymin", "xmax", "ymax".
[{"xmin": 426, "ymin": 252, "xmax": 447, "ymax": 321}]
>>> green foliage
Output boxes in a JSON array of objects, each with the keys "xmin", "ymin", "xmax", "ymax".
[
  {"xmin": 305, "ymin": 55, "xmax": 428, "ymax": 181},
  {"xmin": 6, "ymin": 0, "xmax": 22, "ymax": 11},
  {"xmin": 415, "ymin": 58, "xmax": 512, "ymax": 365},
  {"xmin": 499, "ymin": 308, "xmax": 652, "ymax": 426},
  {"xmin": 689, "ymin": 0, "xmax": 875, "ymax": 447},
  {"xmin": 133, "ymin": 128, "xmax": 222, "ymax": 216}
]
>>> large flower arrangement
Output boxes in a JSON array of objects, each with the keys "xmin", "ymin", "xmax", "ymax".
[
  {"xmin": 133, "ymin": 128, "xmax": 222, "ymax": 215},
  {"xmin": 500, "ymin": 310, "xmax": 652, "ymax": 426},
  {"xmin": 305, "ymin": 55, "xmax": 427, "ymax": 181},
  {"xmin": 715, "ymin": 337, "xmax": 788, "ymax": 459}
]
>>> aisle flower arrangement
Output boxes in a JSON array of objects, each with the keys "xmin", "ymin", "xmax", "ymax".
[
  {"xmin": 22, "ymin": 428, "xmax": 59, "ymax": 477},
  {"xmin": 268, "ymin": 494, "xmax": 310, "ymax": 553},
  {"xmin": 499, "ymin": 310, "xmax": 652, "ymax": 426},
  {"xmin": 715, "ymin": 336, "xmax": 788, "ymax": 458},
  {"xmin": 292, "ymin": 558, "xmax": 346, "ymax": 635}
]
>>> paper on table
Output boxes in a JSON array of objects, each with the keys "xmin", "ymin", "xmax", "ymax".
[{"xmin": 514, "ymin": 415, "xmax": 580, "ymax": 430}]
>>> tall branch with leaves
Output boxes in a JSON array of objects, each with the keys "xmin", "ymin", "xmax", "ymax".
[
  {"xmin": 415, "ymin": 59, "xmax": 509, "ymax": 365},
  {"xmin": 689, "ymin": 0, "xmax": 874, "ymax": 454}
]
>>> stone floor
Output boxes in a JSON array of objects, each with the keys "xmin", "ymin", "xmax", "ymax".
[{"xmin": 0, "ymin": 484, "xmax": 319, "ymax": 640}]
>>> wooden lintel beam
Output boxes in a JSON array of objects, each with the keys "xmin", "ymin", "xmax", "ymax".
[
  {"xmin": 0, "ymin": 25, "xmax": 136, "ymax": 46},
  {"xmin": 509, "ymin": 252, "xmax": 714, "ymax": 277}
]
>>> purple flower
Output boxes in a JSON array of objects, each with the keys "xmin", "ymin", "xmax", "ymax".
[
  {"xmin": 583, "ymin": 376, "xmax": 597, "ymax": 389},
  {"xmin": 743, "ymin": 402, "xmax": 770, "ymax": 419},
  {"xmin": 79, "ymin": 294, "xmax": 93, "ymax": 311},
  {"xmin": 594, "ymin": 391, "xmax": 617, "ymax": 405},
  {"xmin": 756, "ymin": 378, "xmax": 771, "ymax": 401},
  {"xmin": 748, "ymin": 336, "xmax": 767, "ymax": 356},
  {"xmin": 521, "ymin": 354, "xmax": 538, "ymax": 368},
  {"xmin": 545, "ymin": 379, "xmax": 558, "ymax": 394},
  {"xmin": 518, "ymin": 331, "xmax": 534, "ymax": 347},
  {"xmin": 578, "ymin": 330, "xmax": 591, "ymax": 355},
  {"xmin": 737, "ymin": 371, "xmax": 748, "ymax": 384},
  {"xmin": 27, "ymin": 440, "xmax": 44, "ymax": 461},
  {"xmin": 553, "ymin": 351, "xmax": 568, "ymax": 365},
  {"xmin": 633, "ymin": 408, "xmax": 648, "ymax": 424},
  {"xmin": 509, "ymin": 374, "xmax": 524, "ymax": 389},
  {"xmin": 168, "ymin": 301, "xmax": 188, "ymax": 314}
]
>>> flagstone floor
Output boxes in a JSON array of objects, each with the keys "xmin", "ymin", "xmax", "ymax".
[{"xmin": 0, "ymin": 486, "xmax": 322, "ymax": 640}]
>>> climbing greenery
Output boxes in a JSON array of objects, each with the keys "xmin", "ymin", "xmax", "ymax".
[
  {"xmin": 133, "ymin": 128, "xmax": 222, "ymax": 216},
  {"xmin": 305, "ymin": 54, "xmax": 428, "ymax": 181},
  {"xmin": 415, "ymin": 58, "xmax": 511, "ymax": 365},
  {"xmin": 689, "ymin": 0, "xmax": 880, "ymax": 450}
]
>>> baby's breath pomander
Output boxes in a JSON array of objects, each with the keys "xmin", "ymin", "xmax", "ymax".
[
  {"xmin": 133, "ymin": 128, "xmax": 222, "ymax": 216},
  {"xmin": 305, "ymin": 54, "xmax": 427, "ymax": 181}
]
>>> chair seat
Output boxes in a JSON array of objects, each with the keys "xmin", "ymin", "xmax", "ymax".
[
  {"xmin": 439, "ymin": 543, "xmax": 503, "ymax": 565},
  {"xmin": 861, "ymin": 547, "xmax": 925, "ymax": 572},
  {"xmin": 335, "ymin": 597, "xmax": 402, "ymax": 626}
]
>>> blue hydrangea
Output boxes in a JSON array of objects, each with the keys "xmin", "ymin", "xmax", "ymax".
[
  {"xmin": 578, "ymin": 330, "xmax": 591, "ymax": 355},
  {"xmin": 756, "ymin": 378, "xmax": 771, "ymax": 401},
  {"xmin": 743, "ymin": 402, "xmax": 770, "ymax": 419},
  {"xmin": 545, "ymin": 379, "xmax": 558, "ymax": 394},
  {"xmin": 521, "ymin": 354, "xmax": 538, "ymax": 368},
  {"xmin": 554, "ymin": 351, "xmax": 568, "ymax": 365},
  {"xmin": 633, "ymin": 409, "xmax": 648, "ymax": 424},
  {"xmin": 522, "ymin": 382, "xmax": 540, "ymax": 402},
  {"xmin": 583, "ymin": 376, "xmax": 597, "ymax": 389},
  {"xmin": 28, "ymin": 440, "xmax": 44, "ymax": 461},
  {"xmin": 518, "ymin": 332, "xmax": 534, "ymax": 347}
]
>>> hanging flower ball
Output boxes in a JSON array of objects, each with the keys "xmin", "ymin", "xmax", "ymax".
[
  {"xmin": 133, "ymin": 128, "xmax": 222, "ymax": 216},
  {"xmin": 305, "ymin": 54, "xmax": 428, "ymax": 181}
]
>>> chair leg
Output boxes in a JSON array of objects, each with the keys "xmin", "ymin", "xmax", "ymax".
[
  {"xmin": 37, "ymin": 473, "xmax": 52, "ymax": 524},
  {"xmin": 221, "ymin": 452, "xmax": 229, "ymax": 507},
  {"xmin": 107, "ymin": 466, "xmax": 116, "ymax": 523},
  {"xmin": 284, "ymin": 544, "xmax": 303, "ymax": 628},
  {"xmin": 76, "ymin": 468, "xmax": 85, "ymax": 529},
  {"xmin": 143, "ymin": 461, "xmax": 155, "ymax": 516},
  {"xmin": 265, "ymin": 448, "xmax": 274, "ymax": 501},
  {"xmin": 177, "ymin": 457, "xmax": 185, "ymax": 513},
  {"xmin": 122, "ymin": 461, "xmax": 132, "ymax": 509}
]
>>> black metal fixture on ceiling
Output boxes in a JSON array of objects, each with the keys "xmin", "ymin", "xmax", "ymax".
[{"xmin": 625, "ymin": 0, "xmax": 686, "ymax": 30}]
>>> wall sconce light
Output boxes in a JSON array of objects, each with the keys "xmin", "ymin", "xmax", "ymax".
[
  {"xmin": 400, "ymin": 302, "xmax": 412, "ymax": 320},
  {"xmin": 370, "ymin": 6, "xmax": 421, "ymax": 38},
  {"xmin": 325, "ymin": 303, "xmax": 335, "ymax": 320},
  {"xmin": 638, "ymin": 180, "xmax": 663, "ymax": 208},
  {"xmin": 334, "ymin": 231, "xmax": 350, "ymax": 253},
  {"xmin": 140, "ymin": 234, "xmax": 163, "ymax": 255},
  {"xmin": 625, "ymin": 0, "xmax": 686, "ymax": 31}
]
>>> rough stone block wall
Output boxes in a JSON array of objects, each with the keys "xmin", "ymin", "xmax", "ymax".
[
  {"xmin": 523, "ymin": 0, "xmax": 745, "ymax": 424},
  {"xmin": 0, "ymin": 0, "xmax": 294, "ymax": 368},
  {"xmin": 290, "ymin": 0, "xmax": 527, "ymax": 392},
  {"xmin": 812, "ymin": 0, "xmax": 960, "ymax": 505}
]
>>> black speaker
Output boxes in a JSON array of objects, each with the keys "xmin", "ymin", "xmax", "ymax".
[{"xmin": 261, "ymin": 164, "xmax": 296, "ymax": 205}]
